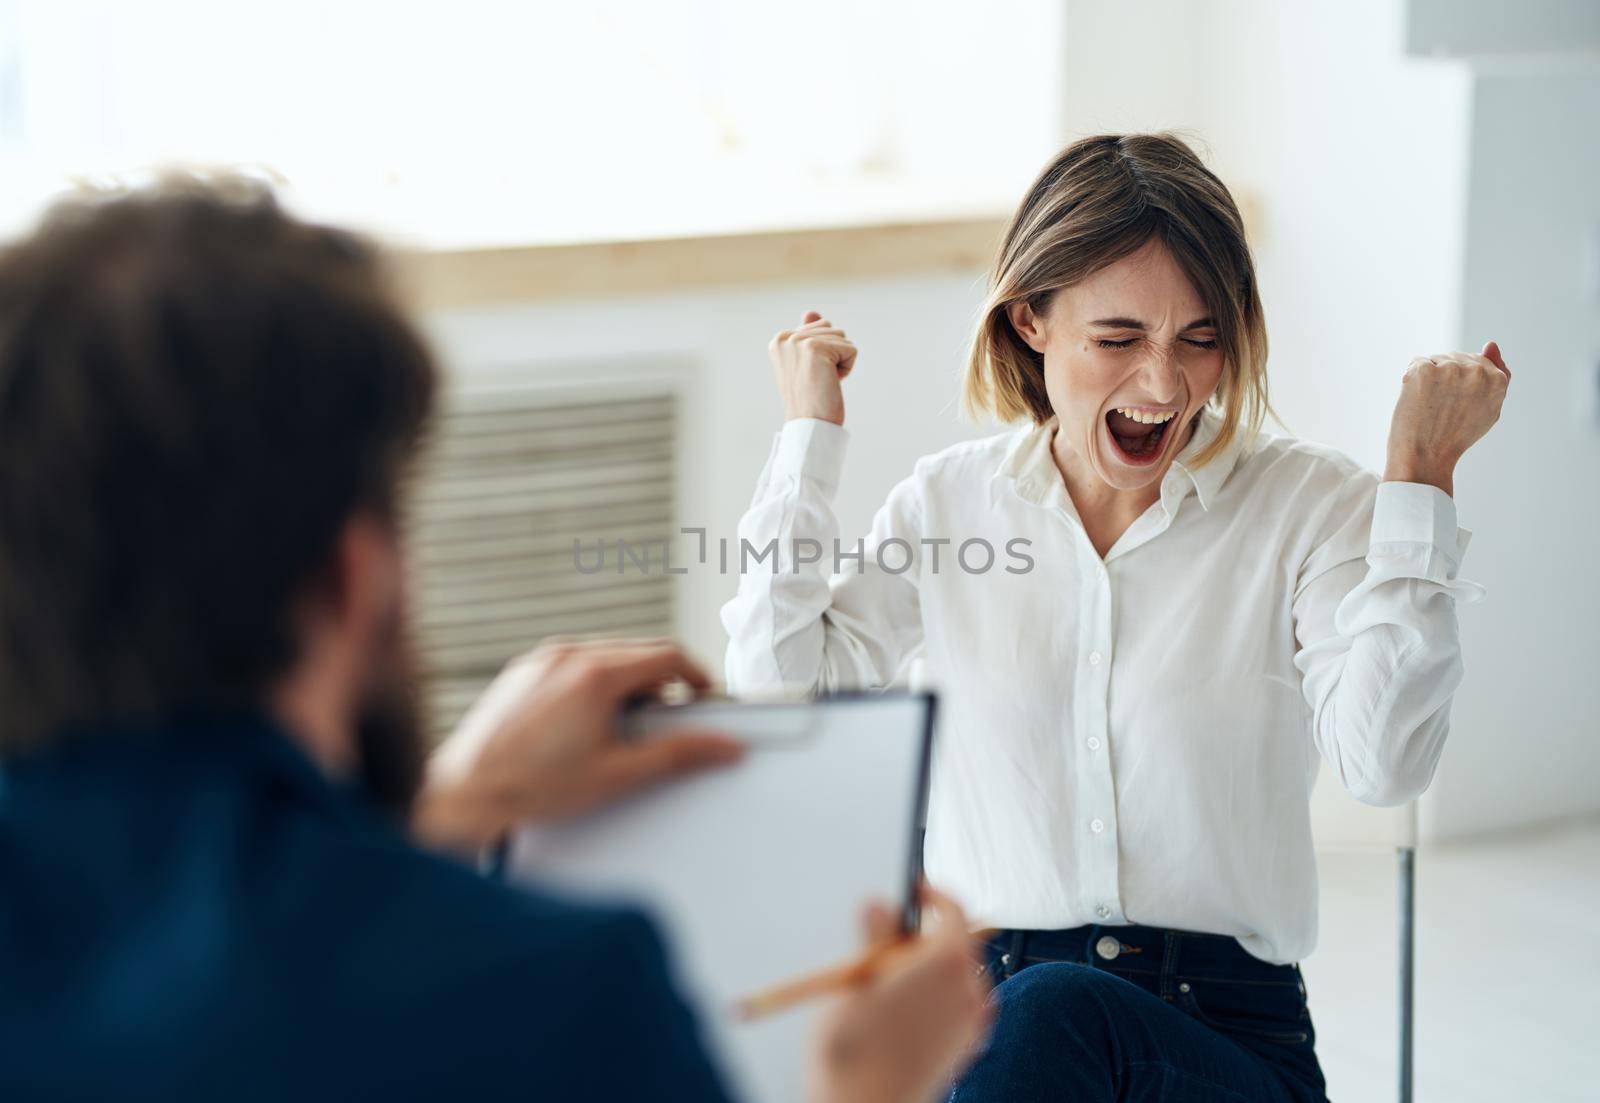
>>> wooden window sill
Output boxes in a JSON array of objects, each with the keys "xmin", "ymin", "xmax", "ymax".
[{"xmin": 394, "ymin": 216, "xmax": 1010, "ymax": 310}]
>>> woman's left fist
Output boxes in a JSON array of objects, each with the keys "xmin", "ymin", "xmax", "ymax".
[{"xmin": 1384, "ymin": 340, "xmax": 1510, "ymax": 495}]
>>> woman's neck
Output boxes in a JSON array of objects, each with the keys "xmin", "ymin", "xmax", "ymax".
[{"xmin": 1050, "ymin": 421, "xmax": 1192, "ymax": 558}]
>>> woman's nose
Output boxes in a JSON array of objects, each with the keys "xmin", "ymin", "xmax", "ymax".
[{"xmin": 1137, "ymin": 348, "xmax": 1183, "ymax": 403}]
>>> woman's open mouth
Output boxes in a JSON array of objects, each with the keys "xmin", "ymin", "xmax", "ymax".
[{"xmin": 1104, "ymin": 407, "xmax": 1176, "ymax": 466}]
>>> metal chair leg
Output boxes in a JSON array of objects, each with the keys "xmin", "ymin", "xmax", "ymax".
[{"xmin": 1398, "ymin": 846, "xmax": 1415, "ymax": 1103}]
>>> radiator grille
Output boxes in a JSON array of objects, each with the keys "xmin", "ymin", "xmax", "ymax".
[{"xmin": 407, "ymin": 385, "xmax": 678, "ymax": 738}]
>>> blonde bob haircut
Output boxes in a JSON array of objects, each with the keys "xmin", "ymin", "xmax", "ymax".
[{"xmin": 964, "ymin": 132, "xmax": 1271, "ymax": 468}]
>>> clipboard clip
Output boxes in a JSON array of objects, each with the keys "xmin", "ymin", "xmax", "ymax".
[{"xmin": 621, "ymin": 695, "xmax": 822, "ymax": 748}]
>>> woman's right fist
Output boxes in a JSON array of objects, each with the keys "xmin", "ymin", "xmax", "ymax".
[{"xmin": 769, "ymin": 310, "xmax": 857, "ymax": 426}]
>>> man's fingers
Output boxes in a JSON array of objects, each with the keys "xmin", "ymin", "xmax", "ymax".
[
  {"xmin": 801, "ymin": 310, "xmax": 822, "ymax": 325},
  {"xmin": 644, "ymin": 730, "xmax": 746, "ymax": 772},
  {"xmin": 593, "ymin": 643, "xmax": 714, "ymax": 696},
  {"xmin": 859, "ymin": 899, "xmax": 900, "ymax": 946},
  {"xmin": 599, "ymin": 731, "xmax": 744, "ymax": 796}
]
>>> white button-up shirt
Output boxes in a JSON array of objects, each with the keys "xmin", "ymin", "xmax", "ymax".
[{"xmin": 721, "ymin": 409, "xmax": 1483, "ymax": 964}]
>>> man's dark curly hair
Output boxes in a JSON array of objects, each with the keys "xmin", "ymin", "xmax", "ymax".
[{"xmin": 0, "ymin": 177, "xmax": 437, "ymax": 753}]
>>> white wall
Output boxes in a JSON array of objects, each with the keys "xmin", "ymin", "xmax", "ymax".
[{"xmin": 1424, "ymin": 70, "xmax": 1600, "ymax": 838}]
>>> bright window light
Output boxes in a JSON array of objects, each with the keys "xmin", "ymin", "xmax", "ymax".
[{"xmin": 0, "ymin": 0, "xmax": 1066, "ymax": 248}]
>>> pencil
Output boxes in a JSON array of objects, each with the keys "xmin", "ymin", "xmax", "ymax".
[
  {"xmin": 734, "ymin": 936, "xmax": 914, "ymax": 1021},
  {"xmin": 733, "ymin": 926, "xmax": 998, "ymax": 1021}
]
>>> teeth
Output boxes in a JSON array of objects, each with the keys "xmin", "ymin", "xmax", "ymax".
[{"xmin": 1115, "ymin": 407, "xmax": 1175, "ymax": 425}]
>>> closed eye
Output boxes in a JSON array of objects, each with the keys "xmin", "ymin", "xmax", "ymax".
[{"xmin": 1096, "ymin": 337, "xmax": 1219, "ymax": 350}]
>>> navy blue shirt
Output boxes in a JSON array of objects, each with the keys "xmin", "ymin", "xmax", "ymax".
[{"xmin": 0, "ymin": 714, "xmax": 736, "ymax": 1101}]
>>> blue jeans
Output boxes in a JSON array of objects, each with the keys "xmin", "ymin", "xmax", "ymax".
[{"xmin": 951, "ymin": 926, "xmax": 1329, "ymax": 1102}]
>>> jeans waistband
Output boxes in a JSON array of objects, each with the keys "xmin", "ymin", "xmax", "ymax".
[{"xmin": 989, "ymin": 924, "xmax": 1301, "ymax": 985}]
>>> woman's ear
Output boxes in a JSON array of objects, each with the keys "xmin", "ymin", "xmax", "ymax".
[{"xmin": 1006, "ymin": 300, "xmax": 1049, "ymax": 355}]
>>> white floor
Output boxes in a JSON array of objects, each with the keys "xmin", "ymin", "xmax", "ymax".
[{"xmin": 1303, "ymin": 818, "xmax": 1600, "ymax": 1102}]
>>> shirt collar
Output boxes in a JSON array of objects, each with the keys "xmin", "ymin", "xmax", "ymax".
[
  {"xmin": 1169, "ymin": 406, "xmax": 1246, "ymax": 512},
  {"xmin": 989, "ymin": 405, "xmax": 1246, "ymax": 514},
  {"xmin": 989, "ymin": 418, "xmax": 1062, "ymax": 510}
]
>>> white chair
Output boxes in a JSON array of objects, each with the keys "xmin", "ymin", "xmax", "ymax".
[{"xmin": 1309, "ymin": 773, "xmax": 1417, "ymax": 1103}]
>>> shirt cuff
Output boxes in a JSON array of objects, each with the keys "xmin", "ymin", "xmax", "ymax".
[
  {"xmin": 767, "ymin": 418, "xmax": 850, "ymax": 495},
  {"xmin": 1371, "ymin": 481, "xmax": 1468, "ymax": 568}
]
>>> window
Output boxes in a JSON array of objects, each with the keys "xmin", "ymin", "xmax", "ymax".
[{"xmin": 0, "ymin": 0, "xmax": 1065, "ymax": 247}]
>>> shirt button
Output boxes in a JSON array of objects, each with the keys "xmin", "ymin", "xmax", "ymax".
[
  {"xmin": 1090, "ymin": 818, "xmax": 1105, "ymax": 834},
  {"xmin": 1095, "ymin": 904, "xmax": 1112, "ymax": 919},
  {"xmin": 1088, "ymin": 651, "xmax": 1103, "ymax": 665},
  {"xmin": 1095, "ymin": 936, "xmax": 1121, "ymax": 961},
  {"xmin": 1087, "ymin": 736, "xmax": 1102, "ymax": 751}
]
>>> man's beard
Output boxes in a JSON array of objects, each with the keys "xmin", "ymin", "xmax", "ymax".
[{"xmin": 352, "ymin": 607, "xmax": 427, "ymax": 822}]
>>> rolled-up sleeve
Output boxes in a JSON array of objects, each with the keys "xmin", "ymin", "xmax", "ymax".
[{"xmin": 1292, "ymin": 477, "xmax": 1486, "ymax": 806}]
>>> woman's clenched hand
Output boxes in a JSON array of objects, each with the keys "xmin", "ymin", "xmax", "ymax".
[
  {"xmin": 1384, "ymin": 340, "xmax": 1511, "ymax": 496},
  {"xmin": 770, "ymin": 310, "xmax": 858, "ymax": 426}
]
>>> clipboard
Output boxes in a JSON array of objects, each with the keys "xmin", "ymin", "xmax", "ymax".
[{"xmin": 505, "ymin": 690, "xmax": 936, "ymax": 1102}]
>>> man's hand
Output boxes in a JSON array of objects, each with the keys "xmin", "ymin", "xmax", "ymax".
[
  {"xmin": 1383, "ymin": 340, "xmax": 1511, "ymax": 496},
  {"xmin": 412, "ymin": 639, "xmax": 743, "ymax": 854},
  {"xmin": 807, "ymin": 886, "xmax": 993, "ymax": 1103}
]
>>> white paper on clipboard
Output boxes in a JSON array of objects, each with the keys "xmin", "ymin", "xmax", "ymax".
[{"xmin": 505, "ymin": 691, "xmax": 936, "ymax": 1103}]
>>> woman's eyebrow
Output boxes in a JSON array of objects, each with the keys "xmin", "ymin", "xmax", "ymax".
[{"xmin": 1087, "ymin": 316, "xmax": 1216, "ymax": 330}]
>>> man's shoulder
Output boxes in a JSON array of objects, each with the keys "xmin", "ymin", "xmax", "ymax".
[
  {"xmin": 274, "ymin": 826, "xmax": 735, "ymax": 1095},
  {"xmin": 0, "ymin": 732, "xmax": 733, "ymax": 1101}
]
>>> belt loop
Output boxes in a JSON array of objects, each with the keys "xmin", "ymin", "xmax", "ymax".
[
  {"xmin": 1005, "ymin": 930, "xmax": 1027, "ymax": 979},
  {"xmin": 1159, "ymin": 929, "xmax": 1181, "ymax": 1000}
]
